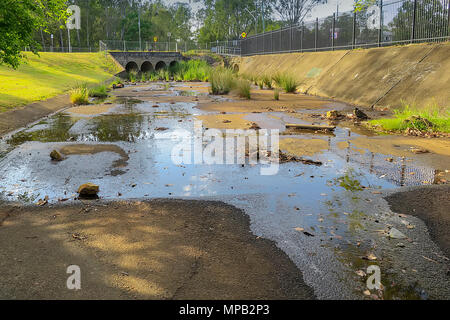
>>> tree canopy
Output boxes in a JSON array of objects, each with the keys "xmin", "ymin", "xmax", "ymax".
[{"xmin": 0, "ymin": 0, "xmax": 68, "ymax": 68}]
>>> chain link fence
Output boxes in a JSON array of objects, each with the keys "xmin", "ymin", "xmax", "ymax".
[{"xmin": 241, "ymin": 0, "xmax": 450, "ymax": 56}]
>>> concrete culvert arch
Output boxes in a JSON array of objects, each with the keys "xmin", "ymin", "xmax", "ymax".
[
  {"xmin": 169, "ymin": 61, "xmax": 178, "ymax": 68},
  {"xmin": 233, "ymin": 64, "xmax": 239, "ymax": 73},
  {"xmin": 125, "ymin": 61, "xmax": 139, "ymax": 73},
  {"xmin": 155, "ymin": 61, "xmax": 167, "ymax": 71},
  {"xmin": 141, "ymin": 61, "xmax": 153, "ymax": 73}
]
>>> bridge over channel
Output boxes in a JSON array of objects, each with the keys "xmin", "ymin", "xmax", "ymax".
[{"xmin": 109, "ymin": 52, "xmax": 185, "ymax": 73}]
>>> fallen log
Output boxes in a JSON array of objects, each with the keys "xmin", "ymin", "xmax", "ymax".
[{"xmin": 285, "ymin": 123, "xmax": 336, "ymax": 131}]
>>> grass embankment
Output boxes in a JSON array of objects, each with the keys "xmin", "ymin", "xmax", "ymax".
[
  {"xmin": 0, "ymin": 52, "xmax": 121, "ymax": 112},
  {"xmin": 369, "ymin": 105, "xmax": 450, "ymax": 134}
]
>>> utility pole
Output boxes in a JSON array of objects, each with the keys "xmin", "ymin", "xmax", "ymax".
[
  {"xmin": 138, "ymin": 4, "xmax": 142, "ymax": 51},
  {"xmin": 245, "ymin": 8, "xmax": 257, "ymax": 35}
]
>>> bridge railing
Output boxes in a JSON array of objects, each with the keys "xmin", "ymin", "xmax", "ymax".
[{"xmin": 100, "ymin": 40, "xmax": 213, "ymax": 53}]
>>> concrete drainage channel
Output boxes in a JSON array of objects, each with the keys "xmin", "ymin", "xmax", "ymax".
[{"xmin": 0, "ymin": 81, "xmax": 449, "ymax": 299}]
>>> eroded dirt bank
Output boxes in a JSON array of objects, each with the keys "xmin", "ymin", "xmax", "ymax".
[{"xmin": 0, "ymin": 199, "xmax": 314, "ymax": 300}]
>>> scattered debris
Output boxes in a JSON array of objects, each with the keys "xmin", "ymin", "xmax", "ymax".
[
  {"xmin": 72, "ymin": 233, "xmax": 87, "ymax": 241},
  {"xmin": 279, "ymin": 151, "xmax": 322, "ymax": 165},
  {"xmin": 326, "ymin": 110, "xmax": 343, "ymax": 120},
  {"xmin": 36, "ymin": 196, "xmax": 49, "ymax": 206},
  {"xmin": 388, "ymin": 228, "xmax": 407, "ymax": 239},
  {"xmin": 410, "ymin": 147, "xmax": 430, "ymax": 154},
  {"xmin": 363, "ymin": 253, "xmax": 377, "ymax": 261},
  {"xmin": 285, "ymin": 123, "xmax": 335, "ymax": 131},
  {"xmin": 353, "ymin": 108, "xmax": 368, "ymax": 120},
  {"xmin": 249, "ymin": 122, "xmax": 260, "ymax": 130},
  {"xmin": 356, "ymin": 270, "xmax": 366, "ymax": 277}
]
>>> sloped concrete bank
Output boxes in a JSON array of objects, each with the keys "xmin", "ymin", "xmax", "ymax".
[{"xmin": 235, "ymin": 42, "xmax": 450, "ymax": 110}]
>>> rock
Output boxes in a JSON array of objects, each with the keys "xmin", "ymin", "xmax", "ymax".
[
  {"xmin": 77, "ymin": 183, "xmax": 99, "ymax": 197},
  {"xmin": 410, "ymin": 147, "xmax": 430, "ymax": 154},
  {"xmin": 396, "ymin": 243, "xmax": 406, "ymax": 248},
  {"xmin": 50, "ymin": 150, "xmax": 64, "ymax": 161},
  {"xmin": 112, "ymin": 83, "xmax": 124, "ymax": 89},
  {"xmin": 353, "ymin": 108, "xmax": 368, "ymax": 120},
  {"xmin": 223, "ymin": 120, "xmax": 232, "ymax": 123},
  {"xmin": 155, "ymin": 127, "xmax": 169, "ymax": 131},
  {"xmin": 249, "ymin": 122, "xmax": 260, "ymax": 130},
  {"xmin": 326, "ymin": 110, "xmax": 341, "ymax": 120},
  {"xmin": 152, "ymin": 105, "xmax": 160, "ymax": 108},
  {"xmin": 388, "ymin": 228, "xmax": 407, "ymax": 239}
]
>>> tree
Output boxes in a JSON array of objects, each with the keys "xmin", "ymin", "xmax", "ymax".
[
  {"xmin": 272, "ymin": 0, "xmax": 324, "ymax": 26},
  {"xmin": 197, "ymin": 0, "xmax": 267, "ymax": 43},
  {"xmin": 0, "ymin": 0, "xmax": 68, "ymax": 68}
]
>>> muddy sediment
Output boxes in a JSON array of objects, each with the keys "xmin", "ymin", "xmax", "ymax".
[
  {"xmin": 0, "ymin": 199, "xmax": 315, "ymax": 300},
  {"xmin": 385, "ymin": 185, "xmax": 450, "ymax": 258}
]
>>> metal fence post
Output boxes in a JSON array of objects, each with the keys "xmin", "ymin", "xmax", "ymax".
[
  {"xmin": 271, "ymin": 31, "xmax": 274, "ymax": 54},
  {"xmin": 352, "ymin": 11, "xmax": 356, "ymax": 49},
  {"xmin": 332, "ymin": 13, "xmax": 335, "ymax": 51},
  {"xmin": 447, "ymin": 0, "xmax": 450, "ymax": 38},
  {"xmin": 290, "ymin": 25, "xmax": 293, "ymax": 52},
  {"xmin": 279, "ymin": 29, "xmax": 282, "ymax": 52},
  {"xmin": 315, "ymin": 18, "xmax": 318, "ymax": 52},
  {"xmin": 378, "ymin": 0, "xmax": 383, "ymax": 47},
  {"xmin": 301, "ymin": 22, "xmax": 304, "ymax": 52},
  {"xmin": 411, "ymin": 0, "xmax": 417, "ymax": 43}
]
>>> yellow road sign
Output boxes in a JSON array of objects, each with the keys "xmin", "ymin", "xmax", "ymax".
[
  {"xmin": 241, "ymin": 32, "xmax": 247, "ymax": 39},
  {"xmin": 153, "ymin": 37, "xmax": 158, "ymax": 42}
]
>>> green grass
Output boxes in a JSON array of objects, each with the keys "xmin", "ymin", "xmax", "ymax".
[
  {"xmin": 234, "ymin": 79, "xmax": 251, "ymax": 99},
  {"xmin": 274, "ymin": 88, "xmax": 280, "ymax": 101},
  {"xmin": 210, "ymin": 68, "xmax": 235, "ymax": 95},
  {"xmin": 89, "ymin": 85, "xmax": 108, "ymax": 98},
  {"xmin": 70, "ymin": 84, "xmax": 89, "ymax": 105},
  {"xmin": 0, "ymin": 52, "xmax": 121, "ymax": 112},
  {"xmin": 369, "ymin": 104, "xmax": 450, "ymax": 133},
  {"xmin": 128, "ymin": 70, "xmax": 138, "ymax": 82},
  {"xmin": 262, "ymin": 74, "xmax": 273, "ymax": 89},
  {"xmin": 276, "ymin": 74, "xmax": 298, "ymax": 93}
]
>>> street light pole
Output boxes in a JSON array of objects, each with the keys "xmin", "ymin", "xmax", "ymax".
[
  {"xmin": 261, "ymin": 0, "xmax": 265, "ymax": 32},
  {"xmin": 245, "ymin": 8, "xmax": 257, "ymax": 34}
]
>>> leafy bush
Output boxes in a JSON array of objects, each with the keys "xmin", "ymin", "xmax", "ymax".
[
  {"xmin": 235, "ymin": 79, "xmax": 251, "ymax": 99},
  {"xmin": 369, "ymin": 104, "xmax": 450, "ymax": 133},
  {"xmin": 278, "ymin": 74, "xmax": 298, "ymax": 93},
  {"xmin": 89, "ymin": 85, "xmax": 108, "ymax": 98},
  {"xmin": 257, "ymin": 80, "xmax": 264, "ymax": 90},
  {"xmin": 70, "ymin": 84, "xmax": 89, "ymax": 105},
  {"xmin": 128, "ymin": 71, "xmax": 138, "ymax": 82},
  {"xmin": 210, "ymin": 68, "xmax": 235, "ymax": 95},
  {"xmin": 262, "ymin": 74, "xmax": 272, "ymax": 89},
  {"xmin": 170, "ymin": 60, "xmax": 211, "ymax": 82}
]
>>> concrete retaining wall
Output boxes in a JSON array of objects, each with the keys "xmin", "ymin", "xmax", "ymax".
[{"xmin": 235, "ymin": 42, "xmax": 450, "ymax": 110}]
